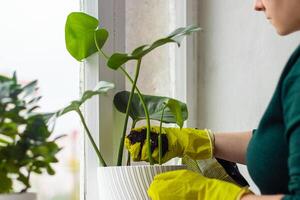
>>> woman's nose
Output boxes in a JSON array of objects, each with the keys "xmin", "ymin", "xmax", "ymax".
[{"xmin": 254, "ymin": 0, "xmax": 265, "ymax": 11}]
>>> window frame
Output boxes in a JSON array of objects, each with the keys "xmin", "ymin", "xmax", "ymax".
[
  {"xmin": 79, "ymin": 0, "xmax": 125, "ymax": 199},
  {"xmin": 173, "ymin": 0, "xmax": 200, "ymax": 128}
]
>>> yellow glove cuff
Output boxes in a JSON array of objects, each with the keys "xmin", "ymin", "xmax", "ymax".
[
  {"xmin": 236, "ymin": 187, "xmax": 253, "ymax": 200},
  {"xmin": 204, "ymin": 128, "xmax": 215, "ymax": 158},
  {"xmin": 179, "ymin": 128, "xmax": 214, "ymax": 160}
]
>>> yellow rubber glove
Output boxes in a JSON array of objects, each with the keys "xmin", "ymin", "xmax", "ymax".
[
  {"xmin": 125, "ymin": 126, "xmax": 214, "ymax": 163},
  {"xmin": 147, "ymin": 169, "xmax": 252, "ymax": 200}
]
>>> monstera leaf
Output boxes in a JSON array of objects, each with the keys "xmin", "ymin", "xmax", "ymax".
[
  {"xmin": 113, "ymin": 91, "xmax": 188, "ymax": 127},
  {"xmin": 94, "ymin": 29, "xmax": 109, "ymax": 51},
  {"xmin": 65, "ymin": 12, "xmax": 109, "ymax": 61},
  {"xmin": 107, "ymin": 25, "xmax": 201, "ymax": 70},
  {"xmin": 163, "ymin": 99, "xmax": 184, "ymax": 129},
  {"xmin": 58, "ymin": 81, "xmax": 115, "ymax": 116}
]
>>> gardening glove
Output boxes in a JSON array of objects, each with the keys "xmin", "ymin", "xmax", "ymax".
[
  {"xmin": 183, "ymin": 156, "xmax": 249, "ymax": 187},
  {"xmin": 147, "ymin": 169, "xmax": 252, "ymax": 200},
  {"xmin": 125, "ymin": 126, "xmax": 214, "ymax": 163}
]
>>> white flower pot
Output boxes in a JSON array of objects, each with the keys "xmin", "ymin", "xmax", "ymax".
[
  {"xmin": 98, "ymin": 165, "xmax": 186, "ymax": 200},
  {"xmin": 0, "ymin": 193, "xmax": 37, "ymax": 200}
]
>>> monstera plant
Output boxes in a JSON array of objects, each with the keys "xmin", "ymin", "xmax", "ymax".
[
  {"xmin": 64, "ymin": 12, "xmax": 201, "ymax": 166},
  {"xmin": 63, "ymin": 11, "xmax": 203, "ymax": 199}
]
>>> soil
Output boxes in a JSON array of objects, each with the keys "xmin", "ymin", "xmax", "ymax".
[{"xmin": 128, "ymin": 128, "xmax": 168, "ymax": 160}]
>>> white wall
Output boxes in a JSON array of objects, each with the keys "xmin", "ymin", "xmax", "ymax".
[{"xmin": 197, "ymin": 0, "xmax": 300, "ymax": 193}]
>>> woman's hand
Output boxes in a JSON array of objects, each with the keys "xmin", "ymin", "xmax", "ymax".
[
  {"xmin": 147, "ymin": 169, "xmax": 251, "ymax": 200},
  {"xmin": 125, "ymin": 126, "xmax": 214, "ymax": 163}
]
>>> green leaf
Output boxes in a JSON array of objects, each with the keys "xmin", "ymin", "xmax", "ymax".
[
  {"xmin": 0, "ymin": 122, "xmax": 18, "ymax": 139},
  {"xmin": 0, "ymin": 72, "xmax": 61, "ymax": 193},
  {"xmin": 12, "ymin": 72, "xmax": 17, "ymax": 84},
  {"xmin": 167, "ymin": 25, "xmax": 202, "ymax": 46},
  {"xmin": 20, "ymin": 80, "xmax": 38, "ymax": 99},
  {"xmin": 24, "ymin": 115, "xmax": 51, "ymax": 141},
  {"xmin": 113, "ymin": 91, "xmax": 188, "ymax": 123},
  {"xmin": 31, "ymin": 142, "xmax": 59, "ymax": 160},
  {"xmin": 33, "ymin": 168, "xmax": 42, "ymax": 174},
  {"xmin": 17, "ymin": 172, "xmax": 30, "ymax": 189},
  {"xmin": 0, "ymin": 172, "xmax": 12, "ymax": 193},
  {"xmin": 27, "ymin": 96, "xmax": 42, "ymax": 107},
  {"xmin": 65, "ymin": 12, "xmax": 99, "ymax": 61},
  {"xmin": 41, "ymin": 112, "xmax": 56, "ymax": 122},
  {"xmin": 0, "ymin": 137, "xmax": 10, "ymax": 145},
  {"xmin": 164, "ymin": 99, "xmax": 184, "ymax": 128},
  {"xmin": 33, "ymin": 161, "xmax": 48, "ymax": 168},
  {"xmin": 106, "ymin": 25, "xmax": 201, "ymax": 70},
  {"xmin": 137, "ymin": 38, "xmax": 173, "ymax": 56},
  {"xmin": 80, "ymin": 81, "xmax": 114, "ymax": 102},
  {"xmin": 57, "ymin": 100, "xmax": 80, "ymax": 116},
  {"xmin": 58, "ymin": 81, "xmax": 115, "ymax": 116},
  {"xmin": 0, "ymin": 82, "xmax": 13, "ymax": 100},
  {"xmin": 46, "ymin": 165, "xmax": 55, "ymax": 175},
  {"xmin": 94, "ymin": 29, "xmax": 109, "ymax": 50},
  {"xmin": 4, "ymin": 164, "xmax": 20, "ymax": 174},
  {"xmin": 107, "ymin": 53, "xmax": 133, "ymax": 70},
  {"xmin": 0, "ymin": 74, "xmax": 10, "ymax": 82},
  {"xmin": 131, "ymin": 45, "xmax": 149, "ymax": 56}
]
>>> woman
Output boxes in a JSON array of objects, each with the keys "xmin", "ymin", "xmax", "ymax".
[{"xmin": 126, "ymin": 0, "xmax": 300, "ymax": 199}]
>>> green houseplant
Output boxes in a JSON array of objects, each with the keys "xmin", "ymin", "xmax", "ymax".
[
  {"xmin": 63, "ymin": 12, "xmax": 201, "ymax": 199},
  {"xmin": 0, "ymin": 73, "xmax": 61, "ymax": 200}
]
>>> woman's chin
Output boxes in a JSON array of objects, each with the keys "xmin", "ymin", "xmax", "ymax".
[
  {"xmin": 275, "ymin": 27, "xmax": 292, "ymax": 36},
  {"xmin": 274, "ymin": 24, "xmax": 300, "ymax": 36}
]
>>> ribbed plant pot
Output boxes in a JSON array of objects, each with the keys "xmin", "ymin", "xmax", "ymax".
[
  {"xmin": 0, "ymin": 193, "xmax": 36, "ymax": 200},
  {"xmin": 98, "ymin": 165, "xmax": 186, "ymax": 200}
]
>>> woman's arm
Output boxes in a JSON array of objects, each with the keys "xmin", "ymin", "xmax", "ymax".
[
  {"xmin": 213, "ymin": 130, "xmax": 252, "ymax": 164},
  {"xmin": 241, "ymin": 194, "xmax": 284, "ymax": 200}
]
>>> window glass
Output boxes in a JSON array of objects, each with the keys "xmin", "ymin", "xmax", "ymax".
[
  {"xmin": 125, "ymin": 0, "xmax": 175, "ymax": 97},
  {"xmin": 0, "ymin": 1, "xmax": 80, "ymax": 200}
]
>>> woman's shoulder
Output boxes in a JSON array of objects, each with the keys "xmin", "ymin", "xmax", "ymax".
[
  {"xmin": 278, "ymin": 44, "xmax": 300, "ymax": 102},
  {"xmin": 290, "ymin": 44, "xmax": 300, "ymax": 64},
  {"xmin": 283, "ymin": 44, "xmax": 300, "ymax": 81}
]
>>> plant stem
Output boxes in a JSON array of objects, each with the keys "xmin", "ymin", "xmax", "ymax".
[
  {"xmin": 144, "ymin": 100, "xmax": 154, "ymax": 165},
  {"xmin": 94, "ymin": 34, "xmax": 109, "ymax": 60},
  {"xmin": 77, "ymin": 108, "xmax": 107, "ymax": 167},
  {"xmin": 95, "ymin": 46, "xmax": 143, "ymax": 98},
  {"xmin": 117, "ymin": 59, "xmax": 142, "ymax": 166},
  {"xmin": 119, "ymin": 66, "xmax": 154, "ymax": 165},
  {"xmin": 159, "ymin": 106, "xmax": 167, "ymax": 165},
  {"xmin": 96, "ymin": 48, "xmax": 154, "ymax": 165},
  {"xmin": 99, "ymin": 48, "xmax": 109, "ymax": 60},
  {"xmin": 127, "ymin": 120, "xmax": 137, "ymax": 166},
  {"xmin": 21, "ymin": 166, "xmax": 33, "ymax": 193},
  {"xmin": 126, "ymin": 151, "xmax": 131, "ymax": 166}
]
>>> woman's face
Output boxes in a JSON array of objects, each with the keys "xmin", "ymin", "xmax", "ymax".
[{"xmin": 254, "ymin": 0, "xmax": 300, "ymax": 35}]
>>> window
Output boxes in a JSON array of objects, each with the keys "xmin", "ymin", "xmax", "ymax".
[{"xmin": 0, "ymin": 1, "xmax": 80, "ymax": 199}]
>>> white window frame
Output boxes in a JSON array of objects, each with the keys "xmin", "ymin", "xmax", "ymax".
[
  {"xmin": 79, "ymin": 0, "xmax": 199, "ymax": 199},
  {"xmin": 173, "ymin": 0, "xmax": 200, "ymax": 128},
  {"xmin": 79, "ymin": 0, "xmax": 125, "ymax": 199}
]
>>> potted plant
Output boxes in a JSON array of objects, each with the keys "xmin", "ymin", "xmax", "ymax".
[
  {"xmin": 62, "ymin": 12, "xmax": 201, "ymax": 199},
  {"xmin": 0, "ymin": 73, "xmax": 61, "ymax": 200}
]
